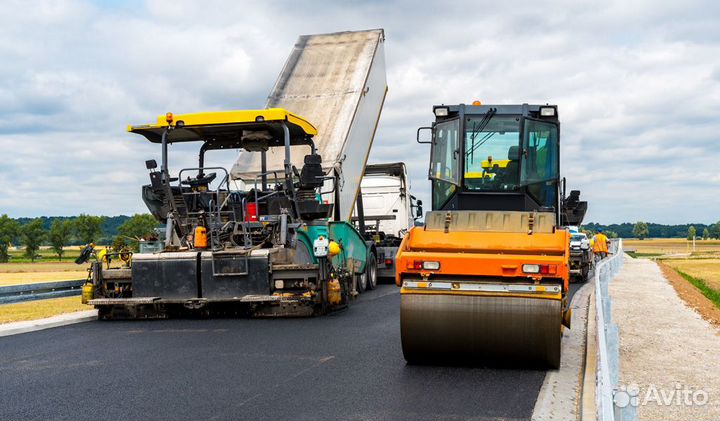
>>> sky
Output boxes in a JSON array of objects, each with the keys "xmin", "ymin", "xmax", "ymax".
[{"xmin": 1, "ymin": 0, "xmax": 719, "ymax": 224}]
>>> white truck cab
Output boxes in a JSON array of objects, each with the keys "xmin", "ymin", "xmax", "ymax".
[
  {"xmin": 570, "ymin": 232, "xmax": 590, "ymax": 251},
  {"xmin": 353, "ymin": 162, "xmax": 421, "ymax": 278}
]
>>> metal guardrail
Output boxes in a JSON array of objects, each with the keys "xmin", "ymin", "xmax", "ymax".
[
  {"xmin": 0, "ymin": 280, "xmax": 85, "ymax": 305},
  {"xmin": 594, "ymin": 239, "xmax": 632, "ymax": 421}
]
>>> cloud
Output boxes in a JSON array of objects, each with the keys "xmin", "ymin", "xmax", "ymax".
[{"xmin": 0, "ymin": 0, "xmax": 719, "ymax": 225}]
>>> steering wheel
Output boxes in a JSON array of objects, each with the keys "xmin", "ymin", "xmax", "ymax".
[{"xmin": 181, "ymin": 172, "xmax": 217, "ymax": 188}]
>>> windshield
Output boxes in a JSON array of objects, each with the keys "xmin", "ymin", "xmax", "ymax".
[
  {"xmin": 463, "ymin": 116, "xmax": 521, "ymax": 191},
  {"xmin": 571, "ymin": 234, "xmax": 586, "ymax": 241}
]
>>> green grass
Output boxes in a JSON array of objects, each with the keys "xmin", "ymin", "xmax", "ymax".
[
  {"xmin": 6, "ymin": 248, "xmax": 83, "ymax": 263},
  {"xmin": 674, "ymin": 269, "xmax": 720, "ymax": 310},
  {"xmin": 627, "ymin": 252, "xmax": 663, "ymax": 258}
]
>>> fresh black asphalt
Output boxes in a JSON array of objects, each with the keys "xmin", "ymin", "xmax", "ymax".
[{"xmin": 0, "ymin": 283, "xmax": 582, "ymax": 421}]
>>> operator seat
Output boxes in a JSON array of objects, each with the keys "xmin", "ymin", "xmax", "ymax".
[{"xmin": 500, "ymin": 146, "xmax": 520, "ymax": 187}]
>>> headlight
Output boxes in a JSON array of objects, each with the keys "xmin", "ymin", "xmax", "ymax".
[
  {"xmin": 434, "ymin": 107, "xmax": 449, "ymax": 117},
  {"xmin": 539, "ymin": 106, "xmax": 556, "ymax": 117}
]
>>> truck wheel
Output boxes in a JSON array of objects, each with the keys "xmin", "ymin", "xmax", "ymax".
[
  {"xmin": 365, "ymin": 253, "xmax": 377, "ymax": 290},
  {"xmin": 356, "ymin": 272, "xmax": 367, "ymax": 293}
]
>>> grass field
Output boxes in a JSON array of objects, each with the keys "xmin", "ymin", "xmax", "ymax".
[
  {"xmin": 6, "ymin": 247, "xmax": 83, "ymax": 263},
  {"xmin": 663, "ymin": 259, "xmax": 720, "ymax": 293},
  {"xmin": 0, "ymin": 247, "xmax": 98, "ymax": 323},
  {"xmin": 624, "ymin": 238, "xmax": 720, "ymax": 256},
  {"xmin": 0, "ymin": 296, "xmax": 89, "ymax": 324},
  {"xmin": 0, "ymin": 262, "xmax": 88, "ymax": 286}
]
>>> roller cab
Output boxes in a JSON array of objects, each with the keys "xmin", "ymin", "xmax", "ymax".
[{"xmin": 398, "ymin": 103, "xmax": 585, "ymax": 368}]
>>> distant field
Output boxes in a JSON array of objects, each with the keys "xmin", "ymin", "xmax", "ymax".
[
  {"xmin": 0, "ymin": 262, "xmax": 87, "ymax": 286},
  {"xmin": 663, "ymin": 259, "xmax": 720, "ymax": 293},
  {"xmin": 624, "ymin": 238, "xmax": 720, "ymax": 256},
  {"xmin": 6, "ymin": 247, "xmax": 84, "ymax": 263},
  {"xmin": 0, "ymin": 296, "xmax": 89, "ymax": 324}
]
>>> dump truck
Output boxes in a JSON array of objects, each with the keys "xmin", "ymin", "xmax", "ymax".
[
  {"xmin": 83, "ymin": 29, "xmax": 388, "ymax": 318},
  {"xmin": 352, "ymin": 163, "xmax": 422, "ymax": 279},
  {"xmin": 568, "ymin": 229, "xmax": 593, "ymax": 282},
  {"xmin": 231, "ymin": 29, "xmax": 387, "ymax": 292},
  {"xmin": 395, "ymin": 103, "xmax": 586, "ymax": 367}
]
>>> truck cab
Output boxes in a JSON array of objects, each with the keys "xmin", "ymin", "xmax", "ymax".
[{"xmin": 352, "ymin": 162, "xmax": 422, "ymax": 279}]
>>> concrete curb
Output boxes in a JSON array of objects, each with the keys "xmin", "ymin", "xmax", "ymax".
[
  {"xmin": 532, "ymin": 282, "xmax": 593, "ymax": 421},
  {"xmin": 0, "ymin": 310, "xmax": 97, "ymax": 338}
]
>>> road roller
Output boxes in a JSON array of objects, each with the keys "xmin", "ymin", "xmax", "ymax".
[{"xmin": 396, "ymin": 103, "xmax": 586, "ymax": 368}]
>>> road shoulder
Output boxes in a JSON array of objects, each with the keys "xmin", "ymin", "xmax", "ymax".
[
  {"xmin": 532, "ymin": 282, "xmax": 592, "ymax": 421},
  {"xmin": 0, "ymin": 309, "xmax": 97, "ymax": 338},
  {"xmin": 610, "ymin": 257, "xmax": 720, "ymax": 420}
]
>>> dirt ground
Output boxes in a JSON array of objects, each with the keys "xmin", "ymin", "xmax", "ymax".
[
  {"xmin": 610, "ymin": 257, "xmax": 720, "ymax": 420},
  {"xmin": 658, "ymin": 263, "xmax": 720, "ymax": 328}
]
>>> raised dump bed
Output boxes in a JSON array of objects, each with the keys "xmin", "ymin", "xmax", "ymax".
[{"xmin": 231, "ymin": 29, "xmax": 387, "ymax": 222}]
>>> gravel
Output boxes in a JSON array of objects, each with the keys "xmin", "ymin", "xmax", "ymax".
[{"xmin": 610, "ymin": 257, "xmax": 720, "ymax": 420}]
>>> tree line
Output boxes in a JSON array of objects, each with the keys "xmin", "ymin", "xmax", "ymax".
[
  {"xmin": 3, "ymin": 214, "xmax": 720, "ymax": 263},
  {"xmin": 584, "ymin": 221, "xmax": 720, "ymax": 240},
  {"xmin": 0, "ymin": 214, "xmax": 158, "ymax": 263}
]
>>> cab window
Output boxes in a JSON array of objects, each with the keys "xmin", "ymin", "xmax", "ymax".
[
  {"xmin": 463, "ymin": 116, "xmax": 520, "ymax": 191},
  {"xmin": 429, "ymin": 119, "xmax": 459, "ymax": 209},
  {"xmin": 521, "ymin": 119, "xmax": 559, "ymax": 207}
]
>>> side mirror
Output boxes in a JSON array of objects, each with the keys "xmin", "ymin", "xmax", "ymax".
[
  {"xmin": 416, "ymin": 127, "xmax": 432, "ymax": 144},
  {"xmin": 415, "ymin": 200, "xmax": 423, "ymax": 219},
  {"xmin": 146, "ymin": 159, "xmax": 158, "ymax": 170}
]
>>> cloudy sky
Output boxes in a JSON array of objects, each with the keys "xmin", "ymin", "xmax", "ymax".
[{"xmin": 1, "ymin": 0, "xmax": 719, "ymax": 224}]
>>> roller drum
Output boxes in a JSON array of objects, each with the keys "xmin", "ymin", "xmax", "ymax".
[{"xmin": 400, "ymin": 293, "xmax": 562, "ymax": 368}]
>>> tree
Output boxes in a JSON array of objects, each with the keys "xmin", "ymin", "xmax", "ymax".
[
  {"xmin": 21, "ymin": 219, "xmax": 46, "ymax": 262},
  {"xmin": 117, "ymin": 214, "xmax": 158, "ymax": 251},
  {"xmin": 633, "ymin": 221, "xmax": 649, "ymax": 240},
  {"xmin": 0, "ymin": 214, "xmax": 20, "ymax": 263},
  {"xmin": 687, "ymin": 226, "xmax": 696, "ymax": 241},
  {"xmin": 74, "ymin": 214, "xmax": 104, "ymax": 245},
  {"xmin": 605, "ymin": 230, "xmax": 619, "ymax": 239},
  {"xmin": 111, "ymin": 235, "xmax": 127, "ymax": 252},
  {"xmin": 703, "ymin": 228, "xmax": 710, "ymax": 240},
  {"xmin": 49, "ymin": 220, "xmax": 73, "ymax": 261},
  {"xmin": 711, "ymin": 222, "xmax": 720, "ymax": 240}
]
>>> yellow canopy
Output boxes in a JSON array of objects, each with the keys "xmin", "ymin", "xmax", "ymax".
[{"xmin": 128, "ymin": 108, "xmax": 317, "ymax": 144}]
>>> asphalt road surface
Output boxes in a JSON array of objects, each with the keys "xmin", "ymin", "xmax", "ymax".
[{"xmin": 0, "ymin": 283, "xmax": 583, "ymax": 421}]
